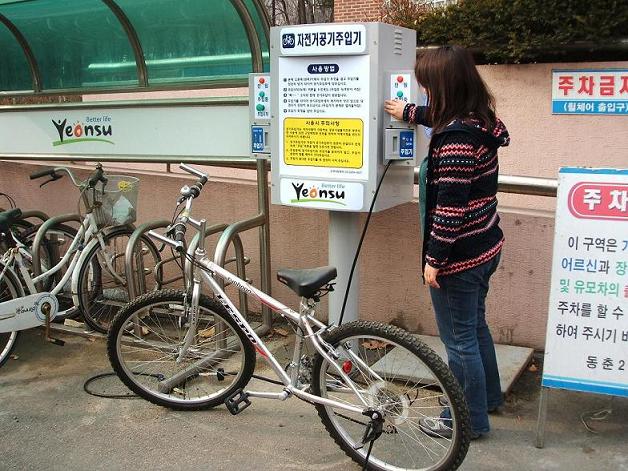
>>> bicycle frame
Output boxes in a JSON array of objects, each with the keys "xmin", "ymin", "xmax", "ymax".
[
  {"xmin": 182, "ymin": 255, "xmax": 377, "ymax": 416},
  {"xmin": 3, "ymin": 213, "xmax": 91, "ymax": 295}
]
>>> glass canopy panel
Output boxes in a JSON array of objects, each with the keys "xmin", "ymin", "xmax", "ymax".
[
  {"xmin": 243, "ymin": 0, "xmax": 270, "ymax": 72},
  {"xmin": 0, "ymin": 20, "xmax": 32, "ymax": 91},
  {"xmin": 0, "ymin": 0, "xmax": 139, "ymax": 90},
  {"xmin": 117, "ymin": 0, "xmax": 254, "ymax": 85}
]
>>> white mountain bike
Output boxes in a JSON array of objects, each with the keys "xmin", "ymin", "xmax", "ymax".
[{"xmin": 107, "ymin": 164, "xmax": 471, "ymax": 471}]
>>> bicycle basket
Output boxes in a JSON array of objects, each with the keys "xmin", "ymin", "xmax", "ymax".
[{"xmin": 87, "ymin": 175, "xmax": 139, "ymax": 228}]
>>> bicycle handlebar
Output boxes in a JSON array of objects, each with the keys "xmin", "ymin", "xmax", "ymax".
[
  {"xmin": 87, "ymin": 164, "xmax": 107, "ymax": 188},
  {"xmin": 29, "ymin": 164, "xmax": 107, "ymax": 189},
  {"xmin": 180, "ymin": 163, "xmax": 208, "ymax": 184},
  {"xmin": 29, "ymin": 168, "xmax": 57, "ymax": 180},
  {"xmin": 148, "ymin": 164, "xmax": 210, "ymax": 253}
]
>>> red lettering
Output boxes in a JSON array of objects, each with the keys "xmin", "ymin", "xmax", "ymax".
[
  {"xmin": 558, "ymin": 76, "xmax": 574, "ymax": 96},
  {"xmin": 599, "ymin": 75, "xmax": 615, "ymax": 96},
  {"xmin": 619, "ymin": 76, "xmax": 628, "ymax": 94},
  {"xmin": 578, "ymin": 76, "xmax": 595, "ymax": 96}
]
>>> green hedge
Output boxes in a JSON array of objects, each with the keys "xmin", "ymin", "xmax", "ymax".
[{"xmin": 414, "ymin": 0, "xmax": 628, "ymax": 63}]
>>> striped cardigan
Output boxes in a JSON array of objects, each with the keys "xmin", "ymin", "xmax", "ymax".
[{"xmin": 405, "ymin": 104, "xmax": 510, "ymax": 276}]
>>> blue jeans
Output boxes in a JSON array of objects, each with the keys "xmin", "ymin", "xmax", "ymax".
[{"xmin": 429, "ymin": 254, "xmax": 503, "ymax": 435}]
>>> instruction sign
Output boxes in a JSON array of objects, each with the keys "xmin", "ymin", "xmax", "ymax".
[
  {"xmin": 542, "ymin": 167, "xmax": 628, "ymax": 397},
  {"xmin": 278, "ymin": 53, "xmax": 370, "ymax": 182},
  {"xmin": 284, "ymin": 118, "xmax": 363, "ymax": 168}
]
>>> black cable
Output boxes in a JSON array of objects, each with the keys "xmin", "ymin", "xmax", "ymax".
[
  {"xmin": 251, "ymin": 374, "xmax": 285, "ymax": 386},
  {"xmin": 83, "ymin": 372, "xmax": 138, "ymax": 399},
  {"xmin": 0, "ymin": 192, "xmax": 17, "ymax": 209},
  {"xmin": 337, "ymin": 160, "xmax": 393, "ymax": 327}
]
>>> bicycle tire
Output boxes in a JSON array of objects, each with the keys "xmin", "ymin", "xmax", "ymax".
[
  {"xmin": 77, "ymin": 227, "xmax": 161, "ymax": 333},
  {"xmin": 0, "ymin": 265, "xmax": 25, "ymax": 368},
  {"xmin": 107, "ymin": 289, "xmax": 256, "ymax": 410},
  {"xmin": 310, "ymin": 320, "xmax": 471, "ymax": 471}
]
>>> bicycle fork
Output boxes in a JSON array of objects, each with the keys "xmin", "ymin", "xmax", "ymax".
[{"xmin": 177, "ymin": 278, "xmax": 200, "ymax": 363}]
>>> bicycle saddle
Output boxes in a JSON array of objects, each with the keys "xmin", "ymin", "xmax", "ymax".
[
  {"xmin": 277, "ymin": 266, "xmax": 337, "ymax": 299},
  {"xmin": 0, "ymin": 208, "xmax": 22, "ymax": 232}
]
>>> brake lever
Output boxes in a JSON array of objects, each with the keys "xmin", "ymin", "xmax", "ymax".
[{"xmin": 39, "ymin": 173, "xmax": 62, "ymax": 188}]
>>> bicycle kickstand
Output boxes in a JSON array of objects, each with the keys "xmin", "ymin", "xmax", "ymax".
[{"xmin": 43, "ymin": 303, "xmax": 65, "ymax": 346}]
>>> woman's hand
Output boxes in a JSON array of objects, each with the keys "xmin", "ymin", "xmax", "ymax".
[
  {"xmin": 384, "ymin": 99, "xmax": 406, "ymax": 120},
  {"xmin": 424, "ymin": 264, "xmax": 440, "ymax": 288}
]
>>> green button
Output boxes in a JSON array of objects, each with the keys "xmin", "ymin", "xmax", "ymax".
[
  {"xmin": 259, "ymin": 91, "xmax": 265, "ymax": 98},
  {"xmin": 256, "ymin": 104, "xmax": 265, "ymax": 111},
  {"xmin": 396, "ymin": 90, "xmax": 404, "ymax": 98}
]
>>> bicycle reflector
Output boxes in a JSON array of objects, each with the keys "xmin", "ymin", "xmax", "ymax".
[{"xmin": 342, "ymin": 360, "xmax": 353, "ymax": 374}]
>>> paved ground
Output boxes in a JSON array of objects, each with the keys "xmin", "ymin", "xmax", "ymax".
[{"xmin": 1, "ymin": 329, "xmax": 626, "ymax": 471}]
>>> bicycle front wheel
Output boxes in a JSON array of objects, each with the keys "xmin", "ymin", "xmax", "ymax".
[
  {"xmin": 310, "ymin": 321, "xmax": 470, "ymax": 471},
  {"xmin": 107, "ymin": 289, "xmax": 256, "ymax": 410}
]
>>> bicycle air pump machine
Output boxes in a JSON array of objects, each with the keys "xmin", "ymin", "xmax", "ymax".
[{"xmin": 250, "ymin": 22, "xmax": 429, "ymax": 325}]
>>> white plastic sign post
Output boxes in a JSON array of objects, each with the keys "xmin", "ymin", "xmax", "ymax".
[{"xmin": 536, "ymin": 167, "xmax": 628, "ymax": 448}]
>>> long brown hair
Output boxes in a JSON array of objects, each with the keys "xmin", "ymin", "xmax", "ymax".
[{"xmin": 415, "ymin": 45, "xmax": 496, "ymax": 134}]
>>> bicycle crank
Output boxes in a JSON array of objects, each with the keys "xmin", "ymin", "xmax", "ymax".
[{"xmin": 0, "ymin": 292, "xmax": 59, "ymax": 333}]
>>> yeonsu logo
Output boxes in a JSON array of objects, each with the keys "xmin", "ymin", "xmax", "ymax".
[
  {"xmin": 291, "ymin": 182, "xmax": 346, "ymax": 206},
  {"xmin": 51, "ymin": 117, "xmax": 114, "ymax": 146}
]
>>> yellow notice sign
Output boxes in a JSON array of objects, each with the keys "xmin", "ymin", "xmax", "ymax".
[{"xmin": 283, "ymin": 118, "xmax": 363, "ymax": 169}]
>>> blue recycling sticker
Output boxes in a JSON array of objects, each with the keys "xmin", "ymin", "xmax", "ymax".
[
  {"xmin": 252, "ymin": 126, "xmax": 265, "ymax": 153},
  {"xmin": 399, "ymin": 131, "xmax": 414, "ymax": 159}
]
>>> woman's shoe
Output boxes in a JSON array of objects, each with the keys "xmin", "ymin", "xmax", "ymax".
[
  {"xmin": 418, "ymin": 416, "xmax": 484, "ymax": 440},
  {"xmin": 438, "ymin": 395, "xmax": 502, "ymax": 414}
]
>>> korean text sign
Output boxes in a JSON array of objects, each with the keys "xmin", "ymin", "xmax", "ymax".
[
  {"xmin": 552, "ymin": 69, "xmax": 628, "ymax": 115},
  {"xmin": 542, "ymin": 168, "xmax": 628, "ymax": 397}
]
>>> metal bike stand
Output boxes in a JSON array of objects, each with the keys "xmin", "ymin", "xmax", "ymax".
[
  {"xmin": 124, "ymin": 220, "xmax": 171, "ymax": 301},
  {"xmin": 186, "ymin": 223, "xmax": 251, "ymax": 316},
  {"xmin": 19, "ymin": 210, "xmax": 50, "ymax": 224},
  {"xmin": 214, "ymin": 158, "xmax": 273, "ymax": 336},
  {"xmin": 31, "ymin": 213, "xmax": 82, "ymax": 290}
]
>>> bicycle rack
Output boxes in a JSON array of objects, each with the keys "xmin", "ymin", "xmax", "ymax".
[
  {"xmin": 186, "ymin": 223, "xmax": 251, "ymax": 314},
  {"xmin": 214, "ymin": 158, "xmax": 273, "ymax": 336},
  {"xmin": 31, "ymin": 213, "xmax": 82, "ymax": 290},
  {"xmin": 124, "ymin": 220, "xmax": 170, "ymax": 301},
  {"xmin": 124, "ymin": 221, "xmax": 251, "ymax": 314},
  {"xmin": 19, "ymin": 210, "xmax": 50, "ymax": 225}
]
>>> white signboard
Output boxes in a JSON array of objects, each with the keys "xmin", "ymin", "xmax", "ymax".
[
  {"xmin": 542, "ymin": 167, "xmax": 628, "ymax": 397},
  {"xmin": 0, "ymin": 103, "xmax": 249, "ymax": 159},
  {"xmin": 278, "ymin": 54, "xmax": 370, "ymax": 183},
  {"xmin": 280, "ymin": 24, "xmax": 366, "ymax": 56},
  {"xmin": 279, "ymin": 178, "xmax": 364, "ymax": 211},
  {"xmin": 551, "ymin": 69, "xmax": 628, "ymax": 115}
]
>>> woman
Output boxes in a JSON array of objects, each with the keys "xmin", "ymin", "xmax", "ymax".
[{"xmin": 384, "ymin": 45, "xmax": 510, "ymax": 439}]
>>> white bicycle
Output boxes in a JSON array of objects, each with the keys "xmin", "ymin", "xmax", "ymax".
[
  {"xmin": 107, "ymin": 164, "xmax": 471, "ymax": 471},
  {"xmin": 0, "ymin": 165, "xmax": 160, "ymax": 366}
]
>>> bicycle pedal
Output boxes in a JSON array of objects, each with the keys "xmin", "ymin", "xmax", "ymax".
[
  {"xmin": 224, "ymin": 389, "xmax": 251, "ymax": 415},
  {"xmin": 47, "ymin": 337, "xmax": 65, "ymax": 346}
]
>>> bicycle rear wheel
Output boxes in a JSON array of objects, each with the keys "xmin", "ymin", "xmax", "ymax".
[
  {"xmin": 107, "ymin": 289, "xmax": 256, "ymax": 410},
  {"xmin": 310, "ymin": 320, "xmax": 470, "ymax": 471},
  {"xmin": 0, "ymin": 266, "xmax": 24, "ymax": 368}
]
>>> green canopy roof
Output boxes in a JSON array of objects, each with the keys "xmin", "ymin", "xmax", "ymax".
[{"xmin": 0, "ymin": 0, "xmax": 269, "ymax": 95}]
